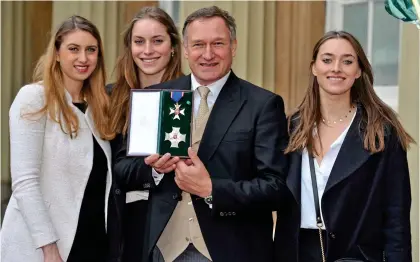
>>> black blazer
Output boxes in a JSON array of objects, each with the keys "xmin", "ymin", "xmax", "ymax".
[
  {"xmin": 139, "ymin": 72, "xmax": 289, "ymax": 262},
  {"xmin": 106, "ymin": 84, "xmax": 159, "ymax": 262},
  {"xmin": 274, "ymin": 106, "xmax": 412, "ymax": 262}
]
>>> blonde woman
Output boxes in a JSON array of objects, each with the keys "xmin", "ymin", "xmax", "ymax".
[{"xmin": 1, "ymin": 15, "xmax": 113, "ymax": 262}]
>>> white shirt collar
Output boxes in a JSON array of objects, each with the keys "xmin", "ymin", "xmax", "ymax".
[{"xmin": 190, "ymin": 71, "xmax": 231, "ymax": 97}]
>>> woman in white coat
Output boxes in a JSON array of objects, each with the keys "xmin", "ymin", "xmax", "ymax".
[{"xmin": 1, "ymin": 15, "xmax": 113, "ymax": 262}]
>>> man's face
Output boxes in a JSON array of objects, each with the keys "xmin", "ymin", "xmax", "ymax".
[{"xmin": 183, "ymin": 16, "xmax": 237, "ymax": 86}]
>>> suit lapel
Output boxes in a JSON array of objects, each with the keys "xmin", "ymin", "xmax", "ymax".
[
  {"xmin": 198, "ymin": 73, "xmax": 245, "ymax": 161},
  {"xmin": 324, "ymin": 108, "xmax": 371, "ymax": 193},
  {"xmin": 286, "ymin": 151, "xmax": 302, "ymax": 205}
]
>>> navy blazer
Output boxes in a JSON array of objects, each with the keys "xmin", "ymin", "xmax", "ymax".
[{"xmin": 274, "ymin": 106, "xmax": 412, "ymax": 262}]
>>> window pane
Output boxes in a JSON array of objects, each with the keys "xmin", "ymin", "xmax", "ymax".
[
  {"xmin": 172, "ymin": 1, "xmax": 180, "ymax": 27},
  {"xmin": 159, "ymin": 1, "xmax": 180, "ymax": 26},
  {"xmin": 343, "ymin": 3, "xmax": 369, "ymax": 52},
  {"xmin": 372, "ymin": 2, "xmax": 400, "ymax": 86},
  {"xmin": 373, "ymin": 86, "xmax": 399, "ymax": 111}
]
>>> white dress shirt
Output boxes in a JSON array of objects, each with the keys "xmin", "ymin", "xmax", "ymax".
[
  {"xmin": 300, "ymin": 109, "xmax": 357, "ymax": 229},
  {"xmin": 191, "ymin": 71, "xmax": 230, "ymax": 115}
]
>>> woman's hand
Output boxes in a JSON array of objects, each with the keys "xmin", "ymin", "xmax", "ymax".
[{"xmin": 42, "ymin": 243, "xmax": 63, "ymax": 262}]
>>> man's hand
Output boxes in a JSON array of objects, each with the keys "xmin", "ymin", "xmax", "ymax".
[
  {"xmin": 174, "ymin": 147, "xmax": 212, "ymax": 198},
  {"xmin": 145, "ymin": 153, "xmax": 180, "ymax": 174}
]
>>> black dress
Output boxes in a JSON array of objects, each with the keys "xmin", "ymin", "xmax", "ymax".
[{"xmin": 67, "ymin": 102, "xmax": 108, "ymax": 262}]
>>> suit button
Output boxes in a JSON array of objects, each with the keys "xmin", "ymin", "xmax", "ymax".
[
  {"xmin": 115, "ymin": 189, "xmax": 121, "ymax": 195},
  {"xmin": 143, "ymin": 183, "xmax": 151, "ymax": 189},
  {"xmin": 329, "ymin": 232, "xmax": 336, "ymax": 239}
]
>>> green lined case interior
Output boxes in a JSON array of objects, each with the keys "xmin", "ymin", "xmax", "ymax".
[{"xmin": 157, "ymin": 90, "xmax": 193, "ymax": 157}]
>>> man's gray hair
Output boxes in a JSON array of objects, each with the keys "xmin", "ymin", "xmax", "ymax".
[{"xmin": 182, "ymin": 6, "xmax": 237, "ymax": 43}]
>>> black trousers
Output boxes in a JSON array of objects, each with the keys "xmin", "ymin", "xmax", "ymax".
[
  {"xmin": 122, "ymin": 200, "xmax": 149, "ymax": 262},
  {"xmin": 298, "ymin": 228, "xmax": 327, "ymax": 262}
]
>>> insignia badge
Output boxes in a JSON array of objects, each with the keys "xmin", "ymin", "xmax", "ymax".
[
  {"xmin": 164, "ymin": 127, "xmax": 186, "ymax": 148},
  {"xmin": 169, "ymin": 103, "xmax": 185, "ymax": 120}
]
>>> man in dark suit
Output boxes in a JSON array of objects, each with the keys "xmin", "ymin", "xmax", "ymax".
[{"xmin": 143, "ymin": 6, "xmax": 289, "ymax": 262}]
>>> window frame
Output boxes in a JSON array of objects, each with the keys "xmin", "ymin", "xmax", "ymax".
[
  {"xmin": 158, "ymin": 0, "xmax": 180, "ymax": 27},
  {"xmin": 325, "ymin": 0, "xmax": 401, "ymax": 111}
]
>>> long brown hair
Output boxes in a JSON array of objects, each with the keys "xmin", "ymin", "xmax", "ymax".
[
  {"xmin": 286, "ymin": 30, "xmax": 414, "ymax": 155},
  {"xmin": 109, "ymin": 6, "xmax": 183, "ymax": 137},
  {"xmin": 32, "ymin": 15, "xmax": 112, "ymax": 139}
]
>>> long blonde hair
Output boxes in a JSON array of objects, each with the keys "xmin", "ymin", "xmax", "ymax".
[
  {"xmin": 286, "ymin": 31, "xmax": 414, "ymax": 155},
  {"xmin": 109, "ymin": 6, "xmax": 183, "ymax": 137},
  {"xmin": 31, "ymin": 15, "xmax": 112, "ymax": 140}
]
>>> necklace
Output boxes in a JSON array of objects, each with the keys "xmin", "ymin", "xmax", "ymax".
[{"xmin": 322, "ymin": 105, "xmax": 355, "ymax": 125}]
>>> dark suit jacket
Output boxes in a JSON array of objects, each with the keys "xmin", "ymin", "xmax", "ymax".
[
  {"xmin": 274, "ymin": 106, "xmax": 412, "ymax": 262},
  {"xmin": 138, "ymin": 72, "xmax": 289, "ymax": 262}
]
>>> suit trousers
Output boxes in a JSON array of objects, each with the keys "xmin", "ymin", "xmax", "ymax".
[{"xmin": 152, "ymin": 244, "xmax": 211, "ymax": 262}]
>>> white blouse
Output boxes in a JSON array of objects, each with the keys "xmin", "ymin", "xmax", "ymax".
[{"xmin": 300, "ymin": 109, "xmax": 357, "ymax": 229}]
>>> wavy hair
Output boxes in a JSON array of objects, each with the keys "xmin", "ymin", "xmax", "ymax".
[
  {"xmin": 109, "ymin": 6, "xmax": 183, "ymax": 137},
  {"xmin": 31, "ymin": 15, "xmax": 112, "ymax": 139},
  {"xmin": 286, "ymin": 30, "xmax": 414, "ymax": 155}
]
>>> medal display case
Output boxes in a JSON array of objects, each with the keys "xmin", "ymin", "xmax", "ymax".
[{"xmin": 127, "ymin": 89, "xmax": 193, "ymax": 157}]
